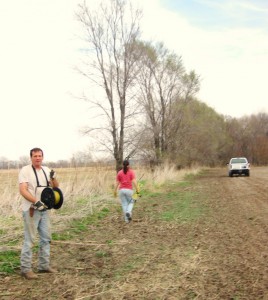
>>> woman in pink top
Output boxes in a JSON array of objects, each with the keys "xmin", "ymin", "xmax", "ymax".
[{"xmin": 114, "ymin": 160, "xmax": 139, "ymax": 223}]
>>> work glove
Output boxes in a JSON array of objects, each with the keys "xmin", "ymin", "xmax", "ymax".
[
  {"xmin": 50, "ymin": 169, "xmax": 56, "ymax": 180},
  {"xmin": 34, "ymin": 200, "xmax": 48, "ymax": 211},
  {"xmin": 135, "ymin": 191, "xmax": 141, "ymax": 198},
  {"xmin": 136, "ymin": 184, "xmax": 141, "ymax": 195},
  {"xmin": 132, "ymin": 187, "xmax": 141, "ymax": 201},
  {"xmin": 113, "ymin": 191, "xmax": 117, "ymax": 198}
]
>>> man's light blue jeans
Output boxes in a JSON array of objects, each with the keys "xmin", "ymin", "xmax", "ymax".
[
  {"xmin": 119, "ymin": 189, "xmax": 134, "ymax": 222},
  {"xmin": 21, "ymin": 209, "xmax": 51, "ymax": 273}
]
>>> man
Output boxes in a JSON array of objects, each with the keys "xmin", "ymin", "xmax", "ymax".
[{"xmin": 19, "ymin": 147, "xmax": 59, "ymax": 279}]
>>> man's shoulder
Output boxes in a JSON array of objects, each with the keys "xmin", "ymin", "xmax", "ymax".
[
  {"xmin": 19, "ymin": 165, "xmax": 32, "ymax": 182},
  {"xmin": 20, "ymin": 164, "xmax": 32, "ymax": 172}
]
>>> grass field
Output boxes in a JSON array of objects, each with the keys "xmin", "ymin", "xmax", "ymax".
[
  {"xmin": 1, "ymin": 167, "xmax": 268, "ymax": 299},
  {"xmin": 0, "ymin": 163, "xmax": 199, "ymax": 256}
]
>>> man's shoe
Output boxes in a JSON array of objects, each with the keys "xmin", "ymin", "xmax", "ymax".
[
  {"xmin": 21, "ymin": 270, "xmax": 38, "ymax": 280},
  {"xmin": 126, "ymin": 212, "xmax": 132, "ymax": 222},
  {"xmin": 38, "ymin": 266, "xmax": 57, "ymax": 273}
]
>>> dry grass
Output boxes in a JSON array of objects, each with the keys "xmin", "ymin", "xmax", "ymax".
[{"xmin": 0, "ymin": 164, "xmax": 201, "ymax": 243}]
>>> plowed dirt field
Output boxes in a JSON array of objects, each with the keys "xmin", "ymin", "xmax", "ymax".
[{"xmin": 1, "ymin": 167, "xmax": 268, "ymax": 299}]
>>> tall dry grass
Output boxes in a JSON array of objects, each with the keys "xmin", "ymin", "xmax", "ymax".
[{"xmin": 0, "ymin": 164, "xmax": 201, "ymax": 244}]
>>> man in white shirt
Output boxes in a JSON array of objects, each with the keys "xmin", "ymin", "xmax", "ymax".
[{"xmin": 19, "ymin": 147, "xmax": 59, "ymax": 279}]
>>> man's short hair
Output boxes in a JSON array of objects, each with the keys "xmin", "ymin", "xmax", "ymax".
[{"xmin": 30, "ymin": 148, "xmax": 43, "ymax": 157}]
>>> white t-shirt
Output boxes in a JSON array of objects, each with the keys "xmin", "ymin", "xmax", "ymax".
[{"xmin": 19, "ymin": 164, "xmax": 51, "ymax": 211}]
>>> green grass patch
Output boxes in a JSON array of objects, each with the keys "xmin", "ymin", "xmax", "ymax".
[
  {"xmin": 76, "ymin": 197, "xmax": 90, "ymax": 205},
  {"xmin": 95, "ymin": 251, "xmax": 109, "ymax": 258},
  {"xmin": 160, "ymin": 190, "xmax": 207, "ymax": 223},
  {"xmin": 112, "ymin": 254, "xmax": 146, "ymax": 280},
  {"xmin": 177, "ymin": 180, "xmax": 192, "ymax": 188},
  {"xmin": 5, "ymin": 239, "xmax": 20, "ymax": 246},
  {"xmin": 52, "ymin": 231, "xmax": 74, "ymax": 241},
  {"xmin": 52, "ymin": 207, "xmax": 111, "ymax": 240},
  {"xmin": 0, "ymin": 250, "xmax": 20, "ymax": 274},
  {"xmin": 0, "ymin": 228, "xmax": 6, "ymax": 235},
  {"xmin": 69, "ymin": 207, "xmax": 110, "ymax": 232},
  {"xmin": 184, "ymin": 173, "xmax": 197, "ymax": 181}
]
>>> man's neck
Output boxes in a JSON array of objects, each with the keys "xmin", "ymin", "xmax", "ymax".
[{"xmin": 32, "ymin": 164, "xmax": 42, "ymax": 170}]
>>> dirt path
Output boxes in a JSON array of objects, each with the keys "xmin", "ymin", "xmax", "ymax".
[{"xmin": 1, "ymin": 167, "xmax": 268, "ymax": 299}]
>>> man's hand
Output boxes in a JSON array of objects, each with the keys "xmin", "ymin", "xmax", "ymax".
[
  {"xmin": 34, "ymin": 200, "xmax": 48, "ymax": 211},
  {"xmin": 113, "ymin": 191, "xmax": 117, "ymax": 198}
]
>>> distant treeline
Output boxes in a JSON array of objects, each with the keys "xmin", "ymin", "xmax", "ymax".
[{"xmin": 2, "ymin": 109, "xmax": 268, "ymax": 170}]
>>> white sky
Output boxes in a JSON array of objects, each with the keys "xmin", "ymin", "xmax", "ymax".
[{"xmin": 1, "ymin": 0, "xmax": 268, "ymax": 161}]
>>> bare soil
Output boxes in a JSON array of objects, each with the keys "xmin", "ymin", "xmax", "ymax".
[{"xmin": 1, "ymin": 167, "xmax": 268, "ymax": 300}]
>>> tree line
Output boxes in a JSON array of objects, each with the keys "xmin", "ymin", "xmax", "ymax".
[
  {"xmin": 73, "ymin": 0, "xmax": 268, "ymax": 170},
  {"xmin": 2, "ymin": 108, "xmax": 267, "ymax": 170}
]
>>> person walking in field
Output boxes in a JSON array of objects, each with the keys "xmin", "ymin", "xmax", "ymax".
[
  {"xmin": 19, "ymin": 147, "xmax": 59, "ymax": 279},
  {"xmin": 114, "ymin": 159, "xmax": 140, "ymax": 223}
]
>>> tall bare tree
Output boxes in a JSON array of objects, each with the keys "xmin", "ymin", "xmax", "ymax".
[
  {"xmin": 76, "ymin": 0, "xmax": 142, "ymax": 171},
  {"xmin": 136, "ymin": 42, "xmax": 200, "ymax": 165}
]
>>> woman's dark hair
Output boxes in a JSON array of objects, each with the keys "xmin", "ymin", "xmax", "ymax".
[
  {"xmin": 30, "ymin": 147, "xmax": 43, "ymax": 157},
  {"xmin": 123, "ymin": 160, "xmax": 129, "ymax": 174}
]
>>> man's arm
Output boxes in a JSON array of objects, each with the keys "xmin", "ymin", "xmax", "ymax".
[
  {"xmin": 20, "ymin": 182, "xmax": 48, "ymax": 210},
  {"xmin": 19, "ymin": 182, "xmax": 36, "ymax": 204},
  {"xmin": 50, "ymin": 178, "xmax": 59, "ymax": 188}
]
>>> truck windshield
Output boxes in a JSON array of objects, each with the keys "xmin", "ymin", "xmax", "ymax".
[{"xmin": 231, "ymin": 158, "xmax": 247, "ymax": 163}]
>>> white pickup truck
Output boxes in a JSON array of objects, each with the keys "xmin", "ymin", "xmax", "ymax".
[{"xmin": 227, "ymin": 157, "xmax": 250, "ymax": 177}]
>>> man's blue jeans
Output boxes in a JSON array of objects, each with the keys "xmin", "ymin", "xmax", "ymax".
[
  {"xmin": 119, "ymin": 189, "xmax": 134, "ymax": 222},
  {"xmin": 21, "ymin": 209, "xmax": 51, "ymax": 273}
]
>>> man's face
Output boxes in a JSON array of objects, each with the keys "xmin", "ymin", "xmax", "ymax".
[{"xmin": 31, "ymin": 151, "xmax": 43, "ymax": 168}]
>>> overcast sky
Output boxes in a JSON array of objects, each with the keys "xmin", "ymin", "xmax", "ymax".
[{"xmin": 1, "ymin": 0, "xmax": 267, "ymax": 162}]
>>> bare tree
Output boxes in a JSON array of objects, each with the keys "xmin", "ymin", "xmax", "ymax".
[
  {"xmin": 136, "ymin": 42, "xmax": 200, "ymax": 165},
  {"xmin": 76, "ymin": 0, "xmax": 143, "ymax": 171},
  {"xmin": 238, "ymin": 113, "xmax": 268, "ymax": 164}
]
